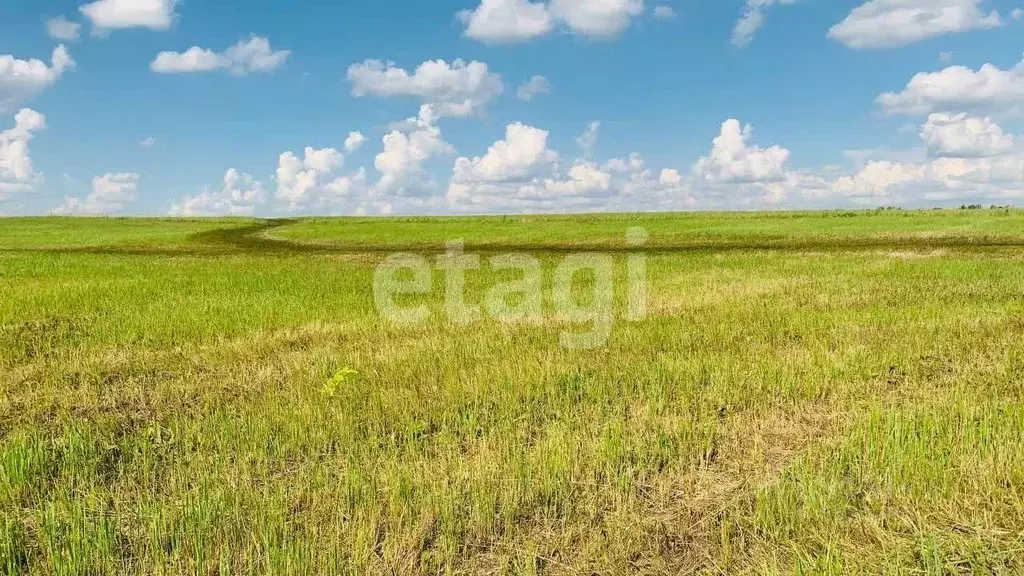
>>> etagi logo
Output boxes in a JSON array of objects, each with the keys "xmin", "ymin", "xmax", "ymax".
[{"xmin": 373, "ymin": 228, "xmax": 649, "ymax": 349}]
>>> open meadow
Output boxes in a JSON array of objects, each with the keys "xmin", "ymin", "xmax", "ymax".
[{"xmin": 2, "ymin": 210, "xmax": 1024, "ymax": 574}]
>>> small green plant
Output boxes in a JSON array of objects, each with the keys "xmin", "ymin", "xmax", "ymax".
[{"xmin": 322, "ymin": 367, "xmax": 358, "ymax": 398}]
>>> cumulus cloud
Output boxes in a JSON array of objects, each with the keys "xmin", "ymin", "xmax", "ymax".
[
  {"xmin": 446, "ymin": 123, "xmax": 695, "ymax": 212},
  {"xmin": 448, "ymin": 122, "xmax": 561, "ymax": 208},
  {"xmin": 877, "ymin": 57, "xmax": 1024, "ymax": 116},
  {"xmin": 152, "ymin": 47, "xmax": 223, "ymax": 74},
  {"xmin": 151, "ymin": 36, "xmax": 291, "ymax": 75},
  {"xmin": 458, "ymin": 0, "xmax": 644, "ymax": 43},
  {"xmin": 244, "ymin": 114, "xmax": 1024, "ymax": 213},
  {"xmin": 693, "ymin": 119, "xmax": 790, "ymax": 183},
  {"xmin": 683, "ymin": 120, "xmax": 823, "ymax": 207},
  {"xmin": 829, "ymin": 0, "xmax": 1002, "ymax": 49},
  {"xmin": 548, "ymin": 0, "xmax": 645, "ymax": 37},
  {"xmin": 328, "ymin": 113, "xmax": 1024, "ymax": 211},
  {"xmin": 0, "ymin": 109, "xmax": 47, "ymax": 198},
  {"xmin": 449, "ymin": 159, "xmax": 691, "ymax": 212},
  {"xmin": 458, "ymin": 0, "xmax": 555, "ymax": 43},
  {"xmin": 139, "ymin": 136, "xmax": 157, "ymax": 148},
  {"xmin": 605, "ymin": 152, "xmax": 646, "ymax": 173},
  {"xmin": 828, "ymin": 154, "xmax": 1024, "ymax": 203},
  {"xmin": 819, "ymin": 116, "xmax": 1024, "ymax": 204},
  {"xmin": 80, "ymin": 0, "xmax": 178, "ymax": 32},
  {"xmin": 540, "ymin": 160, "xmax": 612, "ymax": 196},
  {"xmin": 830, "ymin": 161, "xmax": 928, "ymax": 200},
  {"xmin": 345, "ymin": 131, "xmax": 366, "ymax": 153},
  {"xmin": 659, "ymin": 168, "xmax": 682, "ymax": 185},
  {"xmin": 0, "ymin": 46, "xmax": 75, "ymax": 113},
  {"xmin": 46, "ymin": 16, "xmax": 82, "ymax": 41},
  {"xmin": 375, "ymin": 113, "xmax": 453, "ymax": 196},
  {"xmin": 920, "ymin": 113, "xmax": 1016, "ymax": 157},
  {"xmin": 58, "ymin": 173, "xmax": 139, "ymax": 214},
  {"xmin": 732, "ymin": 0, "xmax": 800, "ymax": 48},
  {"xmin": 348, "ymin": 59, "xmax": 504, "ymax": 121},
  {"xmin": 169, "ymin": 169, "xmax": 267, "ymax": 215},
  {"xmin": 443, "ymin": 119, "xmax": 835, "ymax": 213},
  {"xmin": 516, "ymin": 75, "xmax": 551, "ymax": 101},
  {"xmin": 276, "ymin": 146, "xmax": 343, "ymax": 208},
  {"xmin": 460, "ymin": 0, "xmax": 557, "ymax": 42},
  {"xmin": 616, "ymin": 156, "xmax": 692, "ymax": 201},
  {"xmin": 452, "ymin": 122, "xmax": 559, "ymax": 185}
]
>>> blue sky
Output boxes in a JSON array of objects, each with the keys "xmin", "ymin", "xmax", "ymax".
[{"xmin": 1, "ymin": 0, "xmax": 1023, "ymax": 215}]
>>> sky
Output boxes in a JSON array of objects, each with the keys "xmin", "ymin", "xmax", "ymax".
[{"xmin": 1, "ymin": 0, "xmax": 1023, "ymax": 216}]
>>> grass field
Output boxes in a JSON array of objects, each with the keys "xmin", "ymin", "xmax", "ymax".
[{"xmin": 2, "ymin": 210, "xmax": 1024, "ymax": 574}]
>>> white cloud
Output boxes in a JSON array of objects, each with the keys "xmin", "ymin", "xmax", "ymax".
[
  {"xmin": 460, "ymin": 116, "xmax": 1024, "ymax": 212},
  {"xmin": 80, "ymin": 0, "xmax": 178, "ymax": 32},
  {"xmin": 375, "ymin": 115, "xmax": 453, "ymax": 195},
  {"xmin": 693, "ymin": 119, "xmax": 791, "ymax": 183},
  {"xmin": 457, "ymin": 0, "xmax": 644, "ymax": 43},
  {"xmin": 449, "ymin": 159, "xmax": 691, "ymax": 212},
  {"xmin": 660, "ymin": 168, "xmax": 682, "ymax": 185},
  {"xmin": 347, "ymin": 59, "xmax": 503, "ymax": 120},
  {"xmin": 877, "ymin": 57, "xmax": 1024, "ymax": 116},
  {"xmin": 152, "ymin": 47, "xmax": 222, "ymax": 74},
  {"xmin": 516, "ymin": 75, "xmax": 551, "ymax": 101},
  {"xmin": 920, "ymin": 113, "xmax": 1016, "ymax": 157},
  {"xmin": 0, "ymin": 109, "xmax": 46, "ymax": 198},
  {"xmin": 1013, "ymin": 7, "xmax": 1023, "ymax": 19},
  {"xmin": 614, "ymin": 156, "xmax": 694, "ymax": 208},
  {"xmin": 829, "ymin": 0, "xmax": 1002, "ymax": 49},
  {"xmin": 151, "ymin": 36, "xmax": 290, "ymax": 75},
  {"xmin": 0, "ymin": 46, "xmax": 75, "ymax": 113},
  {"xmin": 46, "ymin": 16, "xmax": 82, "ymax": 41},
  {"xmin": 540, "ymin": 160, "xmax": 612, "ymax": 195},
  {"xmin": 452, "ymin": 122, "xmax": 559, "ymax": 185},
  {"xmin": 548, "ymin": 0, "xmax": 645, "ymax": 38},
  {"xmin": 575, "ymin": 120, "xmax": 600, "ymax": 158},
  {"xmin": 446, "ymin": 124, "xmax": 694, "ymax": 212},
  {"xmin": 222, "ymin": 36, "xmax": 291, "ymax": 74},
  {"xmin": 170, "ymin": 169, "xmax": 267, "ymax": 215},
  {"xmin": 605, "ymin": 152, "xmax": 645, "ymax": 173},
  {"xmin": 831, "ymin": 161, "xmax": 927, "ymax": 199},
  {"xmin": 732, "ymin": 0, "xmax": 800, "ymax": 48},
  {"xmin": 139, "ymin": 136, "xmax": 157, "ymax": 148},
  {"xmin": 442, "ymin": 119, "xmax": 830, "ymax": 213},
  {"xmin": 758, "ymin": 171, "xmax": 832, "ymax": 205},
  {"xmin": 458, "ymin": 0, "xmax": 555, "ymax": 43},
  {"xmin": 271, "ymin": 144, "xmax": 375, "ymax": 211},
  {"xmin": 827, "ymin": 153, "xmax": 1024, "ymax": 203},
  {"xmin": 287, "ymin": 112, "xmax": 1024, "ymax": 211},
  {"xmin": 819, "ymin": 117, "xmax": 1024, "ymax": 204},
  {"xmin": 653, "ymin": 5, "xmax": 676, "ymax": 20},
  {"xmin": 345, "ymin": 131, "xmax": 366, "ymax": 153},
  {"xmin": 323, "ymin": 168, "xmax": 369, "ymax": 197},
  {"xmin": 939, "ymin": 51, "xmax": 954, "ymax": 63},
  {"xmin": 58, "ymin": 173, "xmax": 139, "ymax": 214},
  {"xmin": 276, "ymin": 147, "xmax": 340, "ymax": 207}
]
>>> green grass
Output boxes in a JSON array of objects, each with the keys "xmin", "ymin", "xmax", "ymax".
[
  {"xmin": 0, "ymin": 218, "xmax": 258, "ymax": 250},
  {"xmin": 1, "ymin": 209, "xmax": 1023, "ymax": 574},
  {"xmin": 275, "ymin": 210, "xmax": 1024, "ymax": 250}
]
